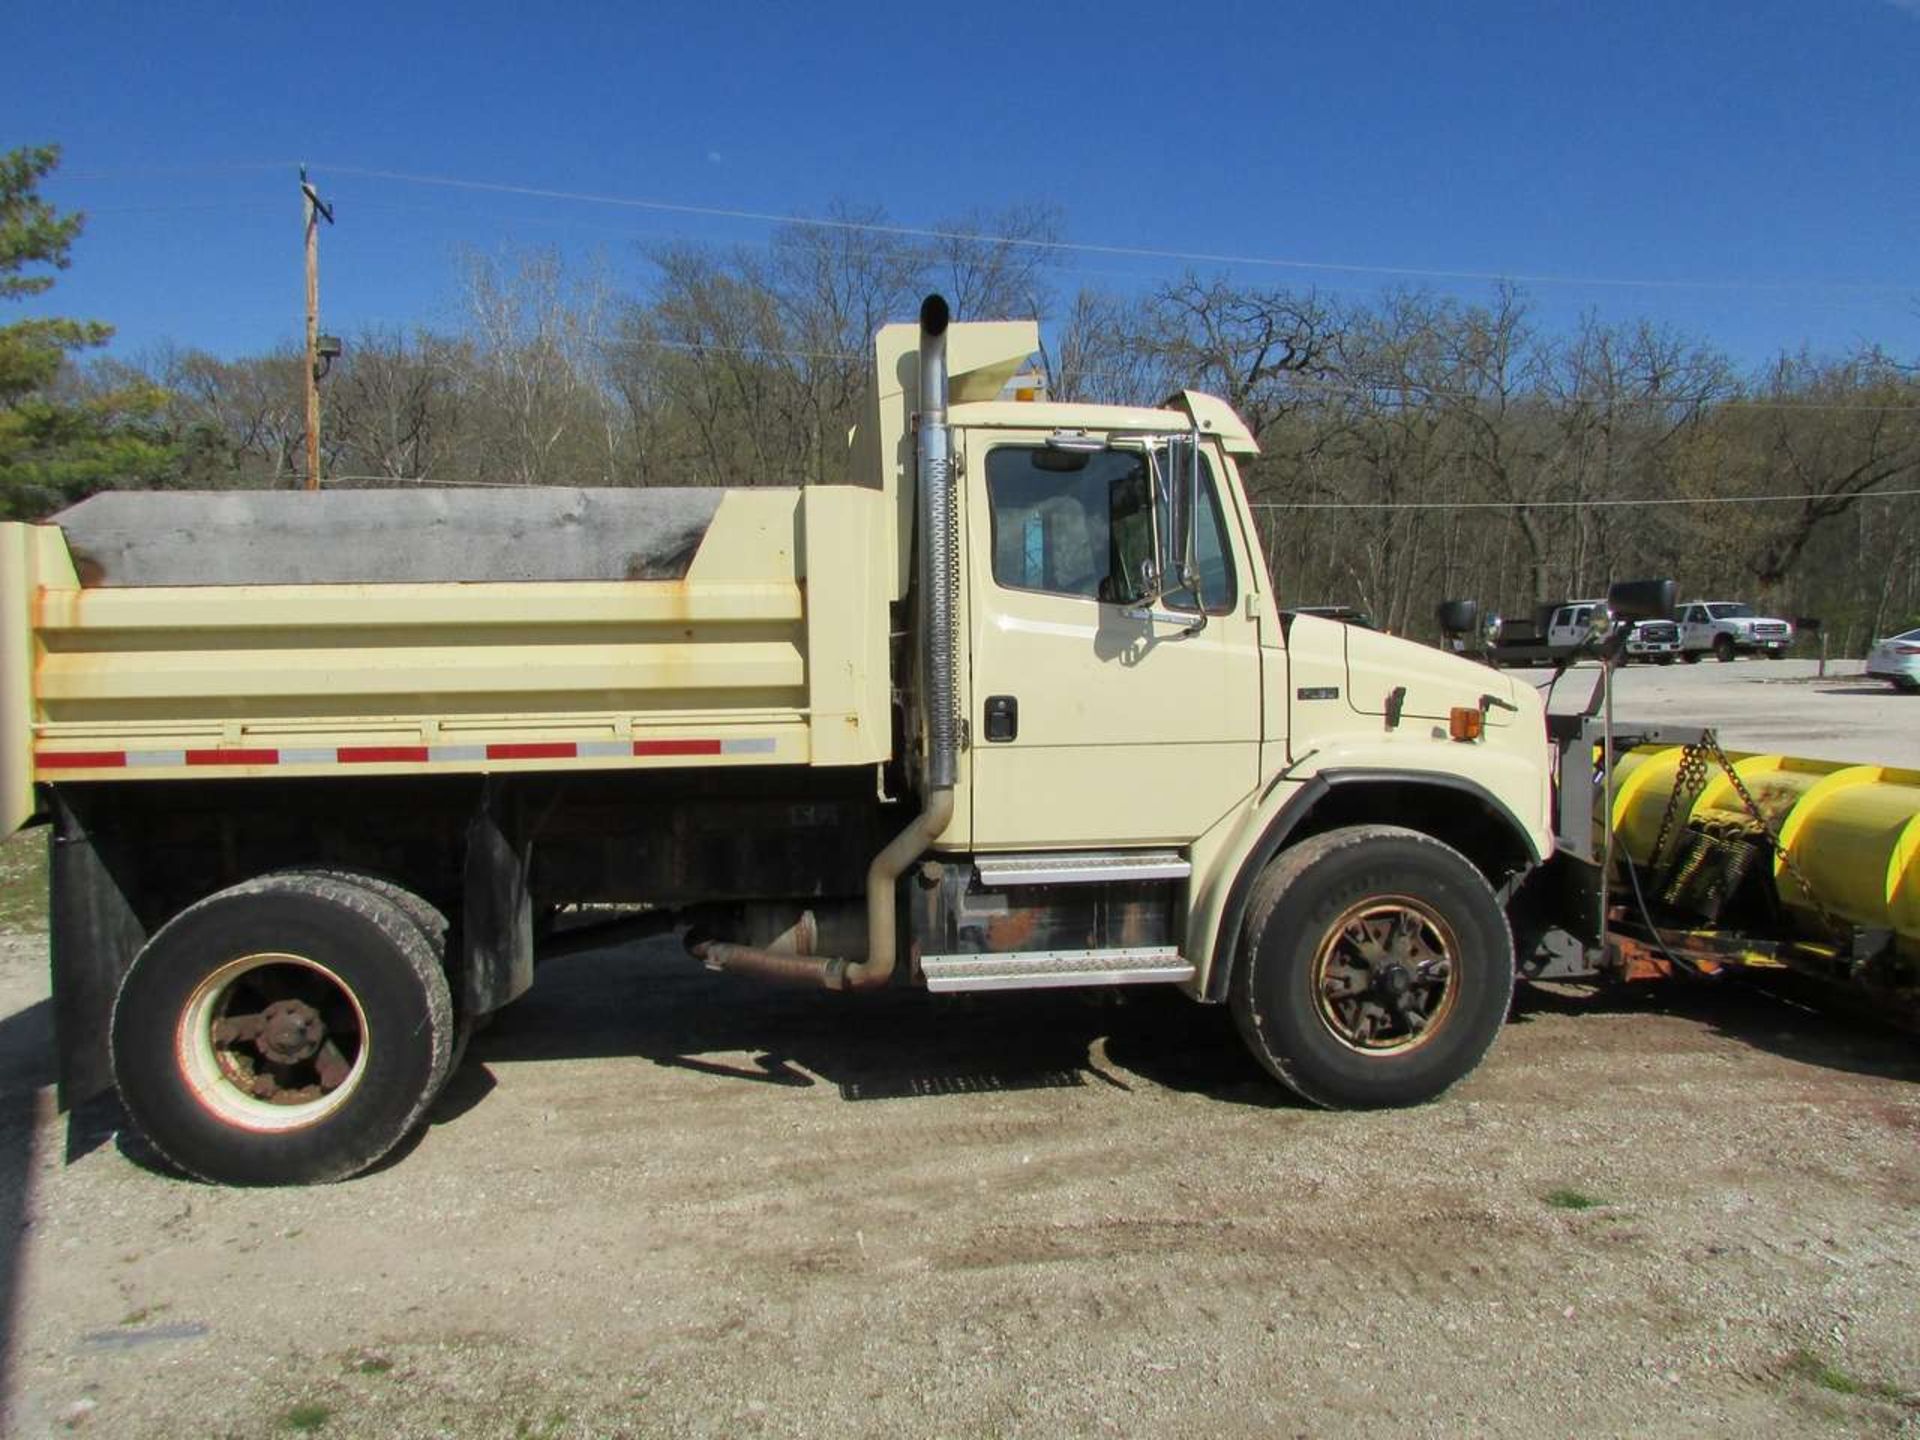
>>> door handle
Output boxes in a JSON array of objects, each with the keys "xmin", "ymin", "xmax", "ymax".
[{"xmin": 984, "ymin": 695, "xmax": 1018, "ymax": 743}]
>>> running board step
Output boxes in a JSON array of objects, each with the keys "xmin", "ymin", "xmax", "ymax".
[
  {"xmin": 920, "ymin": 947, "xmax": 1194, "ymax": 993},
  {"xmin": 973, "ymin": 850, "xmax": 1191, "ymax": 887}
]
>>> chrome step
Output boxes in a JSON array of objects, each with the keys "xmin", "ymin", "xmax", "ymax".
[
  {"xmin": 920, "ymin": 947, "xmax": 1195, "ymax": 993},
  {"xmin": 973, "ymin": 850, "xmax": 1191, "ymax": 887}
]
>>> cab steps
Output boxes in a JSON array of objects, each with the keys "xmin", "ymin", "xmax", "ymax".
[
  {"xmin": 973, "ymin": 850, "xmax": 1190, "ymax": 887},
  {"xmin": 919, "ymin": 947, "xmax": 1194, "ymax": 993}
]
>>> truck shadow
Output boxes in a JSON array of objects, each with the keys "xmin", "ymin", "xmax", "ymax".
[
  {"xmin": 0, "ymin": 997, "xmax": 55, "ymax": 1428},
  {"xmin": 441, "ymin": 940, "xmax": 1296, "ymax": 1119}
]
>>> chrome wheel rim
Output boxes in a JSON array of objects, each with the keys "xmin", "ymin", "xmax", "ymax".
[
  {"xmin": 1310, "ymin": 898, "xmax": 1459, "ymax": 1055},
  {"xmin": 176, "ymin": 953, "xmax": 369, "ymax": 1131}
]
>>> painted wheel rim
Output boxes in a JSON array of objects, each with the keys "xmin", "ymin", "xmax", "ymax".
[
  {"xmin": 1310, "ymin": 898, "xmax": 1460, "ymax": 1056},
  {"xmin": 176, "ymin": 953, "xmax": 369, "ymax": 1131}
]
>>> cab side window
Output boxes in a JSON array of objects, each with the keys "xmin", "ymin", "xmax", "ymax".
[{"xmin": 985, "ymin": 444, "xmax": 1236, "ymax": 613}]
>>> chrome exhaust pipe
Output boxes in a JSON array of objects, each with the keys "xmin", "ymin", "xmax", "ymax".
[{"xmin": 703, "ymin": 295, "xmax": 958, "ymax": 991}]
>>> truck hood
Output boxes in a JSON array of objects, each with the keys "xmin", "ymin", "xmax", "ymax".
[{"xmin": 1341, "ymin": 625, "xmax": 1522, "ymax": 726}]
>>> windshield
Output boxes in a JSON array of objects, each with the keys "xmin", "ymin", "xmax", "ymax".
[{"xmin": 1706, "ymin": 603, "xmax": 1754, "ymax": 619}]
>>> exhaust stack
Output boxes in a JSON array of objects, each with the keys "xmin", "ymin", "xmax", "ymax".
[{"xmin": 699, "ymin": 295, "xmax": 958, "ymax": 990}]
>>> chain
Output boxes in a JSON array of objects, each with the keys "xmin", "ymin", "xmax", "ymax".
[
  {"xmin": 1648, "ymin": 739, "xmax": 1711, "ymax": 872},
  {"xmin": 1695, "ymin": 729, "xmax": 1845, "ymax": 938}
]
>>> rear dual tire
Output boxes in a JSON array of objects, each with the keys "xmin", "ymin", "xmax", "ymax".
[
  {"xmin": 110, "ymin": 873, "xmax": 455, "ymax": 1186},
  {"xmin": 1231, "ymin": 826, "xmax": 1515, "ymax": 1109}
]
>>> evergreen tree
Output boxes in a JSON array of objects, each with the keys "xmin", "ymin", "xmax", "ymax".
[{"xmin": 0, "ymin": 144, "xmax": 175, "ymax": 518}]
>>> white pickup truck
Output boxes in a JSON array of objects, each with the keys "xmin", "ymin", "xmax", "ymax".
[
  {"xmin": 1676, "ymin": 601, "xmax": 1793, "ymax": 662},
  {"xmin": 1548, "ymin": 603, "xmax": 1681, "ymax": 664}
]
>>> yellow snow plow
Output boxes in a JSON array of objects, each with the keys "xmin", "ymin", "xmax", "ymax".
[{"xmin": 1524, "ymin": 719, "xmax": 1920, "ymax": 1031}]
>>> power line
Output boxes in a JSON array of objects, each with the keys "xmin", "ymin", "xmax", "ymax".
[
  {"xmin": 1250, "ymin": 487, "xmax": 1920, "ymax": 511},
  {"xmin": 317, "ymin": 163, "xmax": 1919, "ymax": 298}
]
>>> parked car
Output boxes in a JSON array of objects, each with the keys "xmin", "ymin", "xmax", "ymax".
[
  {"xmin": 1865, "ymin": 627, "xmax": 1920, "ymax": 693},
  {"xmin": 1677, "ymin": 601, "xmax": 1793, "ymax": 662}
]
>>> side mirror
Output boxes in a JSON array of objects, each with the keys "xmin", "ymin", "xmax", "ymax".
[
  {"xmin": 1436, "ymin": 599, "xmax": 1480, "ymax": 636},
  {"xmin": 1606, "ymin": 578, "xmax": 1677, "ymax": 622},
  {"xmin": 1162, "ymin": 435, "xmax": 1201, "ymax": 600},
  {"xmin": 1105, "ymin": 470, "xmax": 1154, "ymax": 605}
]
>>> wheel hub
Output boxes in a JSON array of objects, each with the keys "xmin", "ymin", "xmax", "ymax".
[
  {"xmin": 1312, "ymin": 898, "xmax": 1460, "ymax": 1055},
  {"xmin": 186, "ymin": 953, "xmax": 367, "ymax": 1118},
  {"xmin": 256, "ymin": 998, "xmax": 326, "ymax": 1066}
]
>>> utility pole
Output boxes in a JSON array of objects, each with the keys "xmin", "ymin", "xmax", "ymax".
[{"xmin": 300, "ymin": 166, "xmax": 336, "ymax": 490}]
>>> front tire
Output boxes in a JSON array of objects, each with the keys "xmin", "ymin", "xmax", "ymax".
[
  {"xmin": 1231, "ymin": 826, "xmax": 1515, "ymax": 1109},
  {"xmin": 1713, "ymin": 634, "xmax": 1736, "ymax": 662},
  {"xmin": 111, "ymin": 873, "xmax": 454, "ymax": 1185}
]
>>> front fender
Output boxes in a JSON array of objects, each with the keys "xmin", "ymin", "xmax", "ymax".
[{"xmin": 1186, "ymin": 747, "xmax": 1550, "ymax": 1004}]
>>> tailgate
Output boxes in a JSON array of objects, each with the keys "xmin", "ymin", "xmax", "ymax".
[{"xmin": 1, "ymin": 522, "xmax": 77, "ymax": 837}]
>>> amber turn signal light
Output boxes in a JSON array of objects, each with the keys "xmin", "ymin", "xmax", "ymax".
[{"xmin": 1449, "ymin": 707, "xmax": 1484, "ymax": 741}]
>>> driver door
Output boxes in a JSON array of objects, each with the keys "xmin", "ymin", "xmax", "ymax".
[{"xmin": 962, "ymin": 429, "xmax": 1263, "ymax": 849}]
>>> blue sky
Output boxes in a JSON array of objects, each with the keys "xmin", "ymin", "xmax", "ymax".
[{"xmin": 7, "ymin": 0, "xmax": 1918, "ymax": 371}]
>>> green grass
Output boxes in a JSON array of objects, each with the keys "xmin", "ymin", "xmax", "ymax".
[
  {"xmin": 353, "ymin": 1355, "xmax": 394, "ymax": 1375},
  {"xmin": 281, "ymin": 1402, "xmax": 333, "ymax": 1433},
  {"xmin": 514, "ymin": 1411, "xmax": 570, "ymax": 1440},
  {"xmin": 1785, "ymin": 1349, "xmax": 1907, "ymax": 1402},
  {"xmin": 1543, "ymin": 1187, "xmax": 1607, "ymax": 1211},
  {"xmin": 0, "ymin": 828, "xmax": 48, "ymax": 932}
]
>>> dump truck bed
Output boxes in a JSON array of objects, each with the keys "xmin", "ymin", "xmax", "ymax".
[{"xmin": 1, "ymin": 485, "xmax": 893, "ymax": 837}]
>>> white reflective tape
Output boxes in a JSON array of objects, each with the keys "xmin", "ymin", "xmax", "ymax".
[
  {"xmin": 577, "ymin": 741, "xmax": 631, "ymax": 759},
  {"xmin": 278, "ymin": 748, "xmax": 338, "ymax": 766},
  {"xmin": 722, "ymin": 738, "xmax": 778, "ymax": 755},
  {"xmin": 428, "ymin": 745, "xmax": 486, "ymax": 763},
  {"xmin": 127, "ymin": 750, "xmax": 186, "ymax": 768}
]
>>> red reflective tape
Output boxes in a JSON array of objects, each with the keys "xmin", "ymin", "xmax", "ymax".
[
  {"xmin": 185, "ymin": 748, "xmax": 280, "ymax": 766},
  {"xmin": 337, "ymin": 745, "xmax": 430, "ymax": 764},
  {"xmin": 632, "ymin": 739, "xmax": 723, "ymax": 756},
  {"xmin": 36, "ymin": 751, "xmax": 127, "ymax": 770},
  {"xmin": 486, "ymin": 742, "xmax": 578, "ymax": 761}
]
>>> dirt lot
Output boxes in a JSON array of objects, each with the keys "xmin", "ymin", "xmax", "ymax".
[{"xmin": 1, "ymin": 658, "xmax": 1916, "ymax": 1438}]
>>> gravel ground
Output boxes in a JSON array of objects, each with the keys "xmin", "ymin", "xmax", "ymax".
[{"xmin": 1, "ymin": 657, "xmax": 1916, "ymax": 1439}]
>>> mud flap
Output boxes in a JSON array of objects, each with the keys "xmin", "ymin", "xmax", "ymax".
[
  {"xmin": 47, "ymin": 790, "xmax": 145, "ymax": 1109},
  {"xmin": 462, "ymin": 784, "xmax": 534, "ymax": 1019}
]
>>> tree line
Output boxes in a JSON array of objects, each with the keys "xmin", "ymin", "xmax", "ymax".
[{"xmin": 7, "ymin": 149, "xmax": 1918, "ymax": 649}]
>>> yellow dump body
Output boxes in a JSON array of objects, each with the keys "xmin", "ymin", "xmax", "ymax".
[
  {"xmin": 1, "ymin": 484, "xmax": 893, "ymax": 839},
  {"xmin": 1609, "ymin": 744, "xmax": 1920, "ymax": 959}
]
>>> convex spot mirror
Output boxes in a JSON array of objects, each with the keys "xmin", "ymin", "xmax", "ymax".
[{"xmin": 1436, "ymin": 599, "xmax": 1480, "ymax": 636}]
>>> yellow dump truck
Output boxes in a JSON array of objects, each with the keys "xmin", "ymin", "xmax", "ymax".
[{"xmin": 8, "ymin": 295, "xmax": 1899, "ymax": 1187}]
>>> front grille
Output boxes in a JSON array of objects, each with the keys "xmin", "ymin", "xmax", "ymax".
[
  {"xmin": 1752, "ymin": 623, "xmax": 1789, "ymax": 638},
  {"xmin": 1637, "ymin": 623, "xmax": 1679, "ymax": 643}
]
